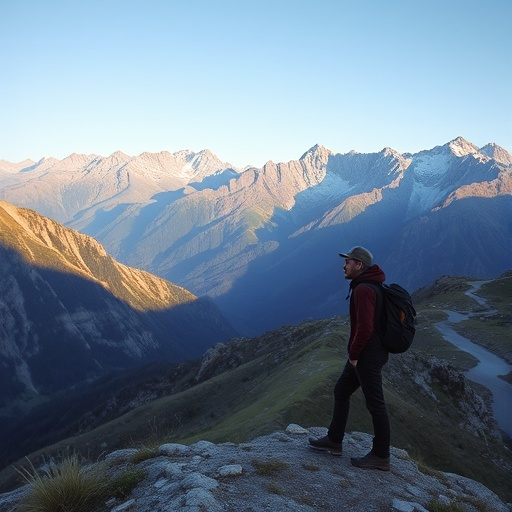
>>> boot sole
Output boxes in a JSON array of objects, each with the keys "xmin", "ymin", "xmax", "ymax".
[
  {"xmin": 308, "ymin": 445, "xmax": 343, "ymax": 456},
  {"xmin": 350, "ymin": 459, "xmax": 390, "ymax": 471}
]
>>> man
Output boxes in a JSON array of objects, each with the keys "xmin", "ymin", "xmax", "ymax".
[{"xmin": 308, "ymin": 246, "xmax": 391, "ymax": 471}]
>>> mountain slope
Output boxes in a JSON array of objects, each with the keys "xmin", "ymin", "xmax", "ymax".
[
  {"xmin": 0, "ymin": 272, "xmax": 510, "ymax": 503},
  {"xmin": 1, "ymin": 138, "xmax": 510, "ymax": 334},
  {"xmin": 0, "ymin": 201, "xmax": 236, "ymax": 403}
]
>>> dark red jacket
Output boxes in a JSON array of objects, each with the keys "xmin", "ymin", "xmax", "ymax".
[{"xmin": 347, "ymin": 265, "xmax": 386, "ymax": 360}]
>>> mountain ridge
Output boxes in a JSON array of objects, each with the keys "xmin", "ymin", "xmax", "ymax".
[
  {"xmin": 1, "ymin": 137, "xmax": 511, "ymax": 334},
  {"xmin": 0, "ymin": 201, "xmax": 236, "ymax": 403},
  {"xmin": 0, "ymin": 200, "xmax": 197, "ymax": 311},
  {"xmin": 2, "ymin": 136, "xmax": 509, "ymax": 226}
]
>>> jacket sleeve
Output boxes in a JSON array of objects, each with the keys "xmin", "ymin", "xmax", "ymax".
[{"xmin": 348, "ymin": 284, "xmax": 377, "ymax": 360}]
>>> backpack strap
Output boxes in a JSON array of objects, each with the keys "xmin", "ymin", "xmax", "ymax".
[{"xmin": 361, "ymin": 282, "xmax": 385, "ymax": 339}]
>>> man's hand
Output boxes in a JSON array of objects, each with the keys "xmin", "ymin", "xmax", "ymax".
[{"xmin": 350, "ymin": 359, "xmax": 358, "ymax": 367}]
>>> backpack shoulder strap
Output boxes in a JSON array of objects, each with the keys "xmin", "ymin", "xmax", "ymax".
[{"xmin": 359, "ymin": 282, "xmax": 385, "ymax": 336}]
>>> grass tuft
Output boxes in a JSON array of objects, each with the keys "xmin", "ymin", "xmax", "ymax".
[
  {"xmin": 265, "ymin": 482, "xmax": 284, "ymax": 495},
  {"xmin": 16, "ymin": 453, "xmax": 109, "ymax": 512},
  {"xmin": 108, "ymin": 466, "xmax": 146, "ymax": 499},
  {"xmin": 129, "ymin": 447, "xmax": 159, "ymax": 464},
  {"xmin": 252, "ymin": 458, "xmax": 289, "ymax": 476},
  {"xmin": 301, "ymin": 463, "xmax": 320, "ymax": 472}
]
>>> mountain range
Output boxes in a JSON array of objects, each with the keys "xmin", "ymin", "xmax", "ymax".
[
  {"xmin": 0, "ymin": 200, "xmax": 236, "ymax": 403},
  {"xmin": 1, "ymin": 137, "xmax": 510, "ymax": 335},
  {"xmin": 0, "ymin": 137, "xmax": 511, "ymax": 509}
]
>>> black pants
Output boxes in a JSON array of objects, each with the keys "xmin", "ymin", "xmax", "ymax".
[{"xmin": 327, "ymin": 340, "xmax": 390, "ymax": 458}]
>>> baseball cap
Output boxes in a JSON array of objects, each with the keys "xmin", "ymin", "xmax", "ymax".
[{"xmin": 339, "ymin": 246, "xmax": 373, "ymax": 267}]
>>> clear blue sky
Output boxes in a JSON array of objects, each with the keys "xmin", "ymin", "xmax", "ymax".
[{"xmin": 1, "ymin": 0, "xmax": 511, "ymax": 167}]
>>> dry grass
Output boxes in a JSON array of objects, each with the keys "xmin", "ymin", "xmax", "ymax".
[
  {"xmin": 15, "ymin": 453, "xmax": 109, "ymax": 512},
  {"xmin": 252, "ymin": 458, "xmax": 289, "ymax": 476},
  {"xmin": 15, "ymin": 452, "xmax": 147, "ymax": 512}
]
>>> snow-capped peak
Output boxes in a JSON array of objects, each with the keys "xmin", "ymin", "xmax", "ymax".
[
  {"xmin": 479, "ymin": 143, "xmax": 512, "ymax": 166},
  {"xmin": 447, "ymin": 136, "xmax": 479, "ymax": 157}
]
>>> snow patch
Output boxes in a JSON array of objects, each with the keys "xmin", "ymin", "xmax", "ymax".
[
  {"xmin": 406, "ymin": 182, "xmax": 447, "ymax": 219},
  {"xmin": 295, "ymin": 171, "xmax": 353, "ymax": 209},
  {"xmin": 413, "ymin": 153, "xmax": 452, "ymax": 182}
]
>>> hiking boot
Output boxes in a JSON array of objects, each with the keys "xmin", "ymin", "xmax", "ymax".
[
  {"xmin": 350, "ymin": 451, "xmax": 390, "ymax": 471},
  {"xmin": 308, "ymin": 435, "xmax": 342, "ymax": 456}
]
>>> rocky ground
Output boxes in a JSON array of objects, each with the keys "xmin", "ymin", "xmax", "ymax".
[{"xmin": 1, "ymin": 425, "xmax": 509, "ymax": 512}]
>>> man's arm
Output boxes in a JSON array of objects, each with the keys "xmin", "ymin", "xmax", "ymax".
[{"xmin": 348, "ymin": 285, "xmax": 377, "ymax": 361}]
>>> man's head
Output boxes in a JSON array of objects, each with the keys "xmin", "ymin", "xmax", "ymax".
[{"xmin": 339, "ymin": 246, "xmax": 373, "ymax": 280}]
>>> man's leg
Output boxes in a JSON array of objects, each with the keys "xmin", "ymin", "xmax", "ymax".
[
  {"xmin": 327, "ymin": 359, "xmax": 360, "ymax": 443},
  {"xmin": 356, "ymin": 353, "xmax": 390, "ymax": 458}
]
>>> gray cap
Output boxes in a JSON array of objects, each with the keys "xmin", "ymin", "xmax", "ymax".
[{"xmin": 339, "ymin": 246, "xmax": 373, "ymax": 267}]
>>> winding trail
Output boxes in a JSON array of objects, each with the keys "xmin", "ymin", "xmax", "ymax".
[{"xmin": 435, "ymin": 281, "xmax": 512, "ymax": 438}]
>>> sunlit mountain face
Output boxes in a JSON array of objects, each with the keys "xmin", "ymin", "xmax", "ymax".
[
  {"xmin": 1, "ymin": 137, "xmax": 511, "ymax": 335},
  {"xmin": 0, "ymin": 200, "xmax": 237, "ymax": 403},
  {"xmin": 0, "ymin": 200, "xmax": 197, "ymax": 312}
]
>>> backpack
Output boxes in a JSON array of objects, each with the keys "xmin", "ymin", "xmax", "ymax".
[{"xmin": 369, "ymin": 283, "xmax": 417, "ymax": 353}]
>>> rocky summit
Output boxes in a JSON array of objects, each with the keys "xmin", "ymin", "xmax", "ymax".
[{"xmin": 1, "ymin": 425, "xmax": 508, "ymax": 512}]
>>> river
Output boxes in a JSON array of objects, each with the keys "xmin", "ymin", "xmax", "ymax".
[{"xmin": 434, "ymin": 281, "xmax": 512, "ymax": 439}]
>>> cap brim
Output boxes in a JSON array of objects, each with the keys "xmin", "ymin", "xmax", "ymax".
[{"xmin": 339, "ymin": 253, "xmax": 350, "ymax": 258}]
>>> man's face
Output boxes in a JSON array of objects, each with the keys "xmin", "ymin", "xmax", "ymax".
[{"xmin": 343, "ymin": 258, "xmax": 364, "ymax": 280}]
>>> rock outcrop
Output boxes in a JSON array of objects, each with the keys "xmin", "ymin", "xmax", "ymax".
[{"xmin": 1, "ymin": 425, "xmax": 508, "ymax": 512}]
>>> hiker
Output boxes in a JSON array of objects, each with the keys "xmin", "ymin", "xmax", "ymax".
[{"xmin": 309, "ymin": 246, "xmax": 391, "ymax": 471}]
